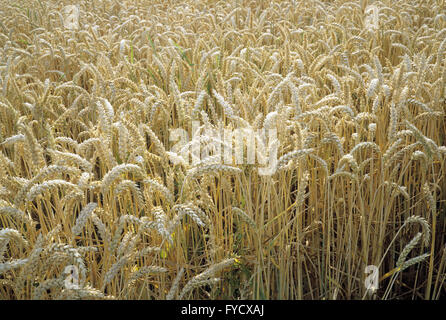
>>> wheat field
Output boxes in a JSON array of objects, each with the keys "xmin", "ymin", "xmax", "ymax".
[{"xmin": 0, "ymin": 0, "xmax": 445, "ymax": 300}]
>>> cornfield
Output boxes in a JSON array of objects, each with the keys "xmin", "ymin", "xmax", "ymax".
[{"xmin": 0, "ymin": 0, "xmax": 445, "ymax": 300}]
